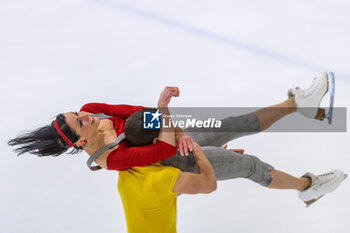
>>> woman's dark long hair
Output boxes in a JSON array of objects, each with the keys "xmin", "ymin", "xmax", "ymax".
[{"xmin": 8, "ymin": 113, "xmax": 83, "ymax": 157}]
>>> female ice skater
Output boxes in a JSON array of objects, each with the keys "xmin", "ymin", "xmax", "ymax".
[{"xmin": 8, "ymin": 72, "xmax": 346, "ymax": 207}]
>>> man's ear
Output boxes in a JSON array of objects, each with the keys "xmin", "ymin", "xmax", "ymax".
[{"xmin": 152, "ymin": 137, "xmax": 158, "ymax": 144}]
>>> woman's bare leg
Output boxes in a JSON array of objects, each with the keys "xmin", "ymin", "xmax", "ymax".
[
  {"xmin": 254, "ymin": 97, "xmax": 297, "ymax": 131},
  {"xmin": 267, "ymin": 170, "xmax": 311, "ymax": 191},
  {"xmin": 254, "ymin": 99, "xmax": 312, "ymax": 190}
]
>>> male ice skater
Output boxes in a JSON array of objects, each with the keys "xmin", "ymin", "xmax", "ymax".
[
  {"xmin": 118, "ymin": 101, "xmax": 217, "ymax": 233},
  {"xmin": 118, "ymin": 143, "xmax": 216, "ymax": 233}
]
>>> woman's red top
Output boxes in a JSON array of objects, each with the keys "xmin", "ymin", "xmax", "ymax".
[{"xmin": 80, "ymin": 103, "xmax": 176, "ymax": 171}]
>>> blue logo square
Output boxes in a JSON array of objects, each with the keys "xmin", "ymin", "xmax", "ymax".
[{"xmin": 143, "ymin": 110, "xmax": 161, "ymax": 129}]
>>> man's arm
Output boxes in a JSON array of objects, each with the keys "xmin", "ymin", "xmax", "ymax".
[
  {"xmin": 156, "ymin": 86, "xmax": 179, "ymax": 147},
  {"xmin": 173, "ymin": 143, "xmax": 217, "ymax": 194}
]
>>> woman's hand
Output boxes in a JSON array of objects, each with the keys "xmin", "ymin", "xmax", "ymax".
[
  {"xmin": 176, "ymin": 133, "xmax": 194, "ymax": 156},
  {"xmin": 158, "ymin": 86, "xmax": 180, "ymax": 108}
]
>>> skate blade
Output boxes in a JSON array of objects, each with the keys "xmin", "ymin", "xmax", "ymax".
[
  {"xmin": 304, "ymin": 195, "xmax": 325, "ymax": 208},
  {"xmin": 313, "ymin": 72, "xmax": 334, "ymax": 122},
  {"xmin": 316, "ymin": 72, "xmax": 335, "ymax": 124},
  {"xmin": 325, "ymin": 71, "xmax": 335, "ymax": 125}
]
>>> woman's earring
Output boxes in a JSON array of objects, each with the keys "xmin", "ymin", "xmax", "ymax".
[{"xmin": 82, "ymin": 139, "xmax": 88, "ymax": 148}]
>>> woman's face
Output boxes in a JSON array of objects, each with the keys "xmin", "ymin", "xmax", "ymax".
[{"xmin": 64, "ymin": 111, "xmax": 100, "ymax": 144}]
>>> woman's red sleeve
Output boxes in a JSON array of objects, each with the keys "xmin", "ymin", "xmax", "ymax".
[
  {"xmin": 80, "ymin": 103, "xmax": 146, "ymax": 119},
  {"xmin": 106, "ymin": 140, "xmax": 177, "ymax": 171}
]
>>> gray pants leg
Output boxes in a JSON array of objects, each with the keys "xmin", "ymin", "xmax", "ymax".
[
  {"xmin": 160, "ymin": 113, "xmax": 274, "ymax": 186},
  {"xmin": 186, "ymin": 112, "xmax": 261, "ymax": 147}
]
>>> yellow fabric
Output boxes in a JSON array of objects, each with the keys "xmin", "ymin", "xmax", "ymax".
[{"xmin": 118, "ymin": 163, "xmax": 180, "ymax": 233}]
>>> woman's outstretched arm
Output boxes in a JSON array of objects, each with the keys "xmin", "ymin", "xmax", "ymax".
[{"xmin": 80, "ymin": 103, "xmax": 145, "ymax": 119}]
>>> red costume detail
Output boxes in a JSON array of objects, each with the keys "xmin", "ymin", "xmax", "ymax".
[{"xmin": 80, "ymin": 103, "xmax": 177, "ymax": 171}]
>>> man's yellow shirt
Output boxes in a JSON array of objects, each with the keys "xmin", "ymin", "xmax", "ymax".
[{"xmin": 118, "ymin": 163, "xmax": 180, "ymax": 233}]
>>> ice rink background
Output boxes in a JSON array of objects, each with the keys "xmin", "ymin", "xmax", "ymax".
[{"xmin": 1, "ymin": 0, "xmax": 349, "ymax": 232}]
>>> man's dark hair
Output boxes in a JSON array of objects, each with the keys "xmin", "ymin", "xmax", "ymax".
[
  {"xmin": 8, "ymin": 113, "xmax": 83, "ymax": 157},
  {"xmin": 125, "ymin": 108, "xmax": 160, "ymax": 146}
]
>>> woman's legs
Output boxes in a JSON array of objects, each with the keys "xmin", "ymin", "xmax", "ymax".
[{"xmin": 164, "ymin": 96, "xmax": 310, "ymax": 189}]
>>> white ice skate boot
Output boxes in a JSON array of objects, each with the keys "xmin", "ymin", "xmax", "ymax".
[
  {"xmin": 288, "ymin": 72, "xmax": 335, "ymax": 124},
  {"xmin": 299, "ymin": 169, "xmax": 347, "ymax": 207}
]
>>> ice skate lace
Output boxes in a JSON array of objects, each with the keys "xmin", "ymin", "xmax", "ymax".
[
  {"xmin": 312, "ymin": 172, "xmax": 336, "ymax": 190},
  {"xmin": 297, "ymin": 77, "xmax": 319, "ymax": 99}
]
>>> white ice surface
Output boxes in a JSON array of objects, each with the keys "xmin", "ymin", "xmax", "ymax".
[{"xmin": 1, "ymin": 0, "xmax": 350, "ymax": 232}]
